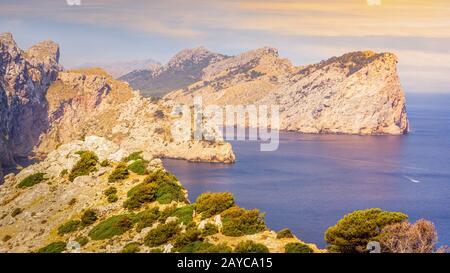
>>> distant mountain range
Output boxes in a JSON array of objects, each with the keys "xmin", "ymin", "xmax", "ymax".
[{"xmin": 78, "ymin": 59, "xmax": 161, "ymax": 78}]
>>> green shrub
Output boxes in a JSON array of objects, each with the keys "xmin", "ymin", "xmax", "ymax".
[
  {"xmin": 201, "ymin": 223, "xmax": 219, "ymax": 236},
  {"xmin": 173, "ymin": 227, "xmax": 201, "ymax": 248},
  {"xmin": 17, "ymin": 173, "xmax": 47, "ymax": 188},
  {"xmin": 107, "ymin": 194, "xmax": 118, "ymax": 203},
  {"xmin": 144, "ymin": 169, "xmax": 178, "ymax": 185},
  {"xmin": 277, "ymin": 228, "xmax": 294, "ymax": 239},
  {"xmin": 128, "ymin": 159, "xmax": 149, "ymax": 175},
  {"xmin": 57, "ymin": 220, "xmax": 81, "ymax": 235},
  {"xmin": 155, "ymin": 182, "xmax": 185, "ymax": 204},
  {"xmin": 123, "ymin": 182, "xmax": 158, "ymax": 210},
  {"xmin": 177, "ymin": 241, "xmax": 232, "ymax": 253},
  {"xmin": 123, "ymin": 151, "xmax": 144, "ymax": 162},
  {"xmin": 11, "ymin": 208, "xmax": 23, "ymax": 217},
  {"xmin": 134, "ymin": 207, "xmax": 160, "ymax": 232},
  {"xmin": 144, "ymin": 222, "xmax": 180, "ymax": 247},
  {"xmin": 150, "ymin": 248, "xmax": 163, "ymax": 253},
  {"xmin": 194, "ymin": 192, "xmax": 235, "ymax": 219},
  {"xmin": 38, "ymin": 241, "xmax": 67, "ymax": 253},
  {"xmin": 108, "ymin": 163, "xmax": 129, "ymax": 183},
  {"xmin": 75, "ymin": 236, "xmax": 89, "ymax": 247},
  {"xmin": 69, "ymin": 151, "xmax": 99, "ymax": 181},
  {"xmin": 234, "ymin": 240, "xmax": 269, "ymax": 253},
  {"xmin": 68, "ymin": 198, "xmax": 77, "ymax": 206},
  {"xmin": 171, "ymin": 205, "xmax": 194, "ymax": 224},
  {"xmin": 89, "ymin": 214, "xmax": 134, "ymax": 240},
  {"xmin": 105, "ymin": 187, "xmax": 117, "ymax": 196},
  {"xmin": 100, "ymin": 160, "xmax": 110, "ymax": 167},
  {"xmin": 221, "ymin": 207, "xmax": 266, "ymax": 237},
  {"xmin": 81, "ymin": 209, "xmax": 98, "ymax": 226},
  {"xmin": 121, "ymin": 242, "xmax": 141, "ymax": 253},
  {"xmin": 158, "ymin": 205, "xmax": 177, "ymax": 223},
  {"xmin": 324, "ymin": 208, "xmax": 408, "ymax": 253},
  {"xmin": 284, "ymin": 242, "xmax": 313, "ymax": 253}
]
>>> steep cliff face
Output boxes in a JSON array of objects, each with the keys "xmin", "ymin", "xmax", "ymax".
[
  {"xmin": 259, "ymin": 51, "xmax": 408, "ymax": 135},
  {"xmin": 37, "ymin": 68, "xmax": 235, "ymax": 164},
  {"xmin": 120, "ymin": 47, "xmax": 227, "ymax": 97},
  {"xmin": 0, "ymin": 33, "xmax": 61, "ymax": 174},
  {"xmin": 165, "ymin": 49, "xmax": 409, "ymax": 135}
]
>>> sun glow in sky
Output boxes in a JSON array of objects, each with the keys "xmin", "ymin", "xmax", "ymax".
[{"xmin": 0, "ymin": 0, "xmax": 449, "ymax": 92}]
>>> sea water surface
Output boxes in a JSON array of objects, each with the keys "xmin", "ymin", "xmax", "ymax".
[{"xmin": 163, "ymin": 93, "xmax": 450, "ymax": 248}]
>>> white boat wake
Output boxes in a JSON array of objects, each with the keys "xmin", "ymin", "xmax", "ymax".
[{"xmin": 404, "ymin": 176, "xmax": 421, "ymax": 183}]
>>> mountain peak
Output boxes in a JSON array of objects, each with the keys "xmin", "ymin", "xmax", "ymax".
[{"xmin": 167, "ymin": 46, "xmax": 226, "ymax": 69}]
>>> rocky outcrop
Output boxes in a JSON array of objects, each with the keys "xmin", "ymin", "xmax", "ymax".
[
  {"xmin": 119, "ymin": 47, "xmax": 227, "ymax": 97},
  {"xmin": 36, "ymin": 68, "xmax": 235, "ymax": 164},
  {"xmin": 165, "ymin": 49, "xmax": 408, "ymax": 135},
  {"xmin": 0, "ymin": 33, "xmax": 61, "ymax": 180},
  {"xmin": 0, "ymin": 136, "xmax": 319, "ymax": 253}
]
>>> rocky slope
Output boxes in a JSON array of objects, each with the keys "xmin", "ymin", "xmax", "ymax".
[
  {"xmin": 119, "ymin": 47, "xmax": 227, "ymax": 97},
  {"xmin": 0, "ymin": 136, "xmax": 320, "ymax": 253},
  {"xmin": 0, "ymin": 32, "xmax": 61, "ymax": 178},
  {"xmin": 164, "ymin": 48, "xmax": 408, "ymax": 135},
  {"xmin": 0, "ymin": 34, "xmax": 235, "ymax": 181},
  {"xmin": 36, "ymin": 68, "xmax": 234, "ymax": 164}
]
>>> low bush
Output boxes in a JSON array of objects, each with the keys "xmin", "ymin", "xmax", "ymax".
[
  {"xmin": 123, "ymin": 182, "xmax": 158, "ymax": 210},
  {"xmin": 201, "ymin": 223, "xmax": 219, "ymax": 237},
  {"xmin": 75, "ymin": 236, "xmax": 89, "ymax": 247},
  {"xmin": 69, "ymin": 151, "xmax": 98, "ymax": 181},
  {"xmin": 177, "ymin": 241, "xmax": 232, "ymax": 253},
  {"xmin": 134, "ymin": 207, "xmax": 160, "ymax": 232},
  {"xmin": 60, "ymin": 169, "xmax": 68, "ymax": 177},
  {"xmin": 171, "ymin": 205, "xmax": 194, "ymax": 224},
  {"xmin": 100, "ymin": 160, "xmax": 110, "ymax": 167},
  {"xmin": 284, "ymin": 242, "xmax": 313, "ymax": 253},
  {"xmin": 234, "ymin": 240, "xmax": 269, "ymax": 253},
  {"xmin": 144, "ymin": 222, "xmax": 180, "ymax": 247},
  {"xmin": 221, "ymin": 207, "xmax": 266, "ymax": 237},
  {"xmin": 121, "ymin": 242, "xmax": 141, "ymax": 253},
  {"xmin": 123, "ymin": 151, "xmax": 144, "ymax": 162},
  {"xmin": 81, "ymin": 209, "xmax": 98, "ymax": 226},
  {"xmin": 128, "ymin": 159, "xmax": 149, "ymax": 175},
  {"xmin": 88, "ymin": 214, "xmax": 134, "ymax": 240},
  {"xmin": 108, "ymin": 163, "xmax": 129, "ymax": 183},
  {"xmin": 17, "ymin": 173, "xmax": 47, "ymax": 189},
  {"xmin": 173, "ymin": 228, "xmax": 202, "ymax": 251},
  {"xmin": 11, "ymin": 208, "xmax": 23, "ymax": 217},
  {"xmin": 158, "ymin": 205, "xmax": 177, "ymax": 223},
  {"xmin": 57, "ymin": 220, "xmax": 81, "ymax": 235},
  {"xmin": 155, "ymin": 182, "xmax": 185, "ymax": 204},
  {"xmin": 38, "ymin": 241, "xmax": 67, "ymax": 253},
  {"xmin": 276, "ymin": 228, "xmax": 294, "ymax": 239},
  {"xmin": 107, "ymin": 194, "xmax": 118, "ymax": 203},
  {"xmin": 194, "ymin": 192, "xmax": 235, "ymax": 219},
  {"xmin": 105, "ymin": 187, "xmax": 117, "ymax": 196}
]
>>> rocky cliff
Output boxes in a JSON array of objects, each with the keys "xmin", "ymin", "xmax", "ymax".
[
  {"xmin": 0, "ymin": 32, "xmax": 61, "ymax": 177},
  {"xmin": 119, "ymin": 47, "xmax": 227, "ymax": 97},
  {"xmin": 0, "ymin": 34, "xmax": 235, "ymax": 182},
  {"xmin": 164, "ymin": 48, "xmax": 408, "ymax": 135},
  {"xmin": 0, "ymin": 136, "xmax": 320, "ymax": 253}
]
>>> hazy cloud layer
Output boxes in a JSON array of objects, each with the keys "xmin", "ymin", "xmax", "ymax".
[{"xmin": 0, "ymin": 0, "xmax": 449, "ymax": 92}]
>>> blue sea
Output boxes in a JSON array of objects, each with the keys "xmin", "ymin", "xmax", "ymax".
[{"xmin": 164, "ymin": 93, "xmax": 450, "ymax": 248}]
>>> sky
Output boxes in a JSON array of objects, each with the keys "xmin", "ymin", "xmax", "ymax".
[{"xmin": 0, "ymin": 0, "xmax": 449, "ymax": 93}]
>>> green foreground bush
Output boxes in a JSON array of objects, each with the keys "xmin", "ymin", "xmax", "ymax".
[
  {"xmin": 108, "ymin": 163, "xmax": 129, "ymax": 183},
  {"xmin": 121, "ymin": 242, "xmax": 141, "ymax": 253},
  {"xmin": 276, "ymin": 228, "xmax": 295, "ymax": 239},
  {"xmin": 69, "ymin": 151, "xmax": 98, "ymax": 181},
  {"xmin": 58, "ymin": 220, "xmax": 81, "ymax": 235},
  {"xmin": 17, "ymin": 173, "xmax": 47, "ymax": 189},
  {"xmin": 325, "ymin": 208, "xmax": 408, "ymax": 253},
  {"xmin": 38, "ymin": 241, "xmax": 67, "ymax": 253},
  {"xmin": 194, "ymin": 192, "xmax": 235, "ymax": 219},
  {"xmin": 89, "ymin": 214, "xmax": 133, "ymax": 240},
  {"xmin": 144, "ymin": 222, "xmax": 180, "ymax": 247},
  {"xmin": 284, "ymin": 242, "xmax": 313, "ymax": 253},
  {"xmin": 234, "ymin": 240, "xmax": 269, "ymax": 253},
  {"xmin": 221, "ymin": 207, "xmax": 266, "ymax": 236}
]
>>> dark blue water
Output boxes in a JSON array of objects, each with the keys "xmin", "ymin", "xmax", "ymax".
[{"xmin": 164, "ymin": 93, "xmax": 450, "ymax": 248}]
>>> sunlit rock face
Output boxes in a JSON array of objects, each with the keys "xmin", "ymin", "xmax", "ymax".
[
  {"xmin": 165, "ymin": 49, "xmax": 408, "ymax": 135},
  {"xmin": 0, "ymin": 32, "xmax": 61, "ymax": 179}
]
